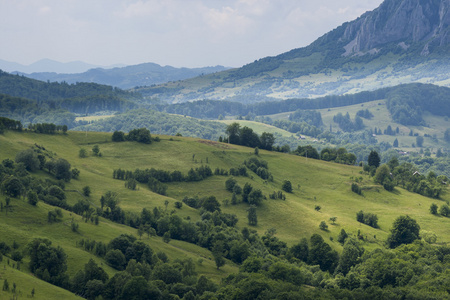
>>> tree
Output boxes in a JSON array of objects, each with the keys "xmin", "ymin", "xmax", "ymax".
[
  {"xmin": 2, "ymin": 279, "xmax": 9, "ymax": 291},
  {"xmin": 112, "ymin": 131, "xmax": 125, "ymax": 142},
  {"xmin": 254, "ymin": 147, "xmax": 259, "ymax": 156},
  {"xmin": 225, "ymin": 177, "xmax": 237, "ymax": 192},
  {"xmin": 1, "ymin": 176, "xmax": 24, "ymax": 198},
  {"xmin": 319, "ymin": 221, "xmax": 328, "ymax": 231},
  {"xmin": 308, "ymin": 234, "xmax": 338, "ymax": 272},
  {"xmin": 48, "ymin": 185, "xmax": 66, "ymax": 201},
  {"xmin": 445, "ymin": 128, "xmax": 450, "ymax": 142},
  {"xmin": 367, "ymin": 150, "xmax": 380, "ymax": 168},
  {"xmin": 239, "ymin": 126, "xmax": 260, "ymax": 148},
  {"xmin": 54, "ymin": 158, "xmax": 71, "ymax": 181},
  {"xmin": 247, "ymin": 205, "xmax": 257, "ymax": 226},
  {"xmin": 387, "ymin": 215, "xmax": 420, "ymax": 248},
  {"xmin": 120, "ymin": 276, "xmax": 154, "ymax": 300},
  {"xmin": 374, "ymin": 164, "xmax": 391, "ymax": 185},
  {"xmin": 225, "ymin": 122, "xmax": 240, "ymax": 145},
  {"xmin": 290, "ymin": 238, "xmax": 309, "ymax": 262},
  {"xmin": 282, "ymin": 180, "xmax": 292, "ymax": 193},
  {"xmin": 212, "ymin": 241, "xmax": 225, "ymax": 269},
  {"xmin": 15, "ymin": 149, "xmax": 40, "ymax": 172},
  {"xmin": 127, "ymin": 128, "xmax": 151, "ymax": 144},
  {"xmin": 440, "ymin": 204, "xmax": 450, "ymax": 217},
  {"xmin": 26, "ymin": 238, "xmax": 68, "ymax": 286},
  {"xmin": 393, "ymin": 138, "xmax": 399, "ymax": 147},
  {"xmin": 27, "ymin": 190, "xmax": 38, "ymax": 206},
  {"xmin": 105, "ymin": 249, "xmax": 126, "ymax": 270},
  {"xmin": 84, "ymin": 259, "xmax": 108, "ymax": 283},
  {"xmin": 260, "ymin": 132, "xmax": 275, "ymax": 150},
  {"xmin": 201, "ymin": 196, "xmax": 221, "ymax": 212},
  {"xmin": 92, "ymin": 145, "xmax": 100, "ymax": 156},
  {"xmin": 430, "ymin": 203, "xmax": 438, "ymax": 215},
  {"xmin": 335, "ymin": 238, "xmax": 364, "ymax": 275},
  {"xmin": 82, "ymin": 186, "xmax": 91, "ymax": 197},
  {"xmin": 242, "ymin": 182, "xmax": 253, "ymax": 203},
  {"xmin": 416, "ymin": 136, "xmax": 424, "ymax": 147},
  {"xmin": 337, "ymin": 229, "xmax": 348, "ymax": 244},
  {"xmin": 71, "ymin": 168, "xmax": 80, "ymax": 179},
  {"xmin": 79, "ymin": 148, "xmax": 87, "ymax": 158},
  {"xmin": 248, "ymin": 189, "xmax": 263, "ymax": 206}
]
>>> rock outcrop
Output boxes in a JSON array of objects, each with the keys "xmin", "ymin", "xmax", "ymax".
[{"xmin": 341, "ymin": 0, "xmax": 450, "ymax": 56}]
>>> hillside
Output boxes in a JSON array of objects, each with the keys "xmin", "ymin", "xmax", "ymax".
[
  {"xmin": 1, "ymin": 128, "xmax": 450, "ymax": 298},
  {"xmin": 135, "ymin": 0, "xmax": 450, "ymax": 102},
  {"xmin": 0, "ymin": 70, "xmax": 141, "ymax": 126},
  {"xmin": 18, "ymin": 63, "xmax": 230, "ymax": 90}
]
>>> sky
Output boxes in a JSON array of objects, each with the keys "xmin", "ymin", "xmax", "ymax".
[{"xmin": 0, "ymin": 0, "xmax": 384, "ymax": 68}]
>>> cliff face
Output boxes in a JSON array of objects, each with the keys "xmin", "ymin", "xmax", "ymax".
[{"xmin": 341, "ymin": 0, "xmax": 450, "ymax": 56}]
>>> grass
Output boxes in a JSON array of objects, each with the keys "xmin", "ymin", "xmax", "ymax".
[
  {"xmin": 0, "ymin": 129, "xmax": 449, "ymax": 296},
  {"xmin": 264, "ymin": 98, "xmax": 450, "ymax": 153},
  {"xmin": 218, "ymin": 120, "xmax": 295, "ymax": 139},
  {"xmin": 75, "ymin": 115, "xmax": 115, "ymax": 122}
]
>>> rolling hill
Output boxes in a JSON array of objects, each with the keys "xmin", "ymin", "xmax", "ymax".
[{"xmin": 1, "ymin": 128, "xmax": 449, "ymax": 298}]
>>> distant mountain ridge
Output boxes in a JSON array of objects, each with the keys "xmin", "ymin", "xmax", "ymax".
[
  {"xmin": 135, "ymin": 0, "xmax": 450, "ymax": 103},
  {"xmin": 17, "ymin": 63, "xmax": 230, "ymax": 89},
  {"xmin": 0, "ymin": 58, "xmax": 123, "ymax": 74}
]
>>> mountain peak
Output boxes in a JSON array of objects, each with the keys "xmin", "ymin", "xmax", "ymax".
[{"xmin": 341, "ymin": 0, "xmax": 450, "ymax": 56}]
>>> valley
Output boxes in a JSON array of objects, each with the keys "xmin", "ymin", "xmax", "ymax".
[{"xmin": 1, "ymin": 0, "xmax": 450, "ymax": 298}]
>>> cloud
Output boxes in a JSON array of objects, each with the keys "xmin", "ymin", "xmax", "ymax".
[{"xmin": 0, "ymin": 0, "xmax": 384, "ymax": 68}]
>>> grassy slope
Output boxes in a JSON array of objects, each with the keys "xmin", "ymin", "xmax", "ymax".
[
  {"xmin": 266, "ymin": 99, "xmax": 450, "ymax": 152},
  {"xmin": 0, "ymin": 129, "xmax": 449, "ymax": 297},
  {"xmin": 217, "ymin": 120, "xmax": 295, "ymax": 138}
]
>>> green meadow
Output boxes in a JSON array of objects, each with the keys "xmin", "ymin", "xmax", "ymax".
[{"xmin": 0, "ymin": 129, "xmax": 449, "ymax": 298}]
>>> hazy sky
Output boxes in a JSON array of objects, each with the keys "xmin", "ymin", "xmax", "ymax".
[{"xmin": 1, "ymin": 0, "xmax": 384, "ymax": 68}]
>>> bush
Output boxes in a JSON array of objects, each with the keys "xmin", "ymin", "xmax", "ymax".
[
  {"xmin": 83, "ymin": 186, "xmax": 91, "ymax": 197},
  {"xmin": 79, "ymin": 148, "xmax": 87, "ymax": 158},
  {"xmin": 430, "ymin": 203, "xmax": 438, "ymax": 215},
  {"xmin": 282, "ymin": 180, "xmax": 292, "ymax": 193},
  {"xmin": 351, "ymin": 183, "xmax": 362, "ymax": 195},
  {"xmin": 440, "ymin": 204, "xmax": 450, "ymax": 217},
  {"xmin": 356, "ymin": 210, "xmax": 378, "ymax": 228},
  {"xmin": 225, "ymin": 177, "xmax": 237, "ymax": 192},
  {"xmin": 319, "ymin": 221, "xmax": 328, "ymax": 231}
]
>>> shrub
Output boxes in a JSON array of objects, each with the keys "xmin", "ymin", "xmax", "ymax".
[
  {"xmin": 430, "ymin": 203, "xmax": 438, "ymax": 215},
  {"xmin": 351, "ymin": 183, "xmax": 362, "ymax": 195},
  {"xmin": 282, "ymin": 180, "xmax": 292, "ymax": 193}
]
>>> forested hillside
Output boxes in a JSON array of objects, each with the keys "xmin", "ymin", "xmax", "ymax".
[{"xmin": 0, "ymin": 71, "xmax": 139, "ymax": 115}]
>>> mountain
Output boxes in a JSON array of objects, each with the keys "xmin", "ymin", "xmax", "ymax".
[
  {"xmin": 134, "ymin": 0, "xmax": 450, "ymax": 103},
  {"xmin": 17, "ymin": 63, "xmax": 230, "ymax": 89},
  {"xmin": 0, "ymin": 59, "xmax": 121, "ymax": 74}
]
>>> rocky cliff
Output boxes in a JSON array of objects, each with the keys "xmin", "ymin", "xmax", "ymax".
[{"xmin": 341, "ymin": 0, "xmax": 450, "ymax": 56}]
